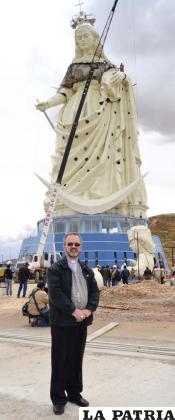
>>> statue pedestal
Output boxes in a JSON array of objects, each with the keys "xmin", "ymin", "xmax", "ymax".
[{"xmin": 18, "ymin": 213, "xmax": 162, "ymax": 268}]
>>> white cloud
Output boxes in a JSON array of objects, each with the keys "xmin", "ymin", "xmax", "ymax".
[{"xmin": 140, "ymin": 130, "xmax": 175, "ymax": 216}]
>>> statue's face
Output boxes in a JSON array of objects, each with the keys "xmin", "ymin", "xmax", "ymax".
[{"xmin": 76, "ymin": 28, "xmax": 94, "ymax": 52}]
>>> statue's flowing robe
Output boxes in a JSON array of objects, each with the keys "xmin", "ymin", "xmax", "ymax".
[{"xmin": 45, "ymin": 61, "xmax": 147, "ymax": 217}]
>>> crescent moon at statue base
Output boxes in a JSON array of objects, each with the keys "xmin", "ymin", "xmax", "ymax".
[{"xmin": 35, "ymin": 173, "xmax": 147, "ymax": 214}]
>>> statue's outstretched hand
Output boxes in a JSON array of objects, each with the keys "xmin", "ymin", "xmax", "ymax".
[
  {"xmin": 35, "ymin": 101, "xmax": 49, "ymax": 112},
  {"xmin": 35, "ymin": 94, "xmax": 66, "ymax": 111},
  {"xmin": 110, "ymin": 70, "xmax": 126, "ymax": 86}
]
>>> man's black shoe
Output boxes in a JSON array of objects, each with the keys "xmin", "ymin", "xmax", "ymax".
[
  {"xmin": 68, "ymin": 395, "xmax": 89, "ymax": 407},
  {"xmin": 53, "ymin": 404, "xmax": 65, "ymax": 415}
]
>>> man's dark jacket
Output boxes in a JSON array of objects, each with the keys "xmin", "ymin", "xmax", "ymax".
[
  {"xmin": 121, "ymin": 268, "xmax": 130, "ymax": 281},
  {"xmin": 47, "ymin": 256, "xmax": 99, "ymax": 327},
  {"xmin": 18, "ymin": 266, "xmax": 30, "ymax": 282},
  {"xmin": 4, "ymin": 267, "xmax": 13, "ymax": 280}
]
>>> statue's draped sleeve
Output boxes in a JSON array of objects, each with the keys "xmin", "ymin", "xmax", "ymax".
[
  {"xmin": 57, "ymin": 65, "xmax": 74, "ymax": 101},
  {"xmin": 100, "ymin": 68, "xmax": 123, "ymax": 102},
  {"xmin": 57, "ymin": 62, "xmax": 114, "ymax": 99}
]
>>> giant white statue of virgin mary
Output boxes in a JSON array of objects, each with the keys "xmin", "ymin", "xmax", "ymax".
[{"xmin": 36, "ymin": 11, "xmax": 148, "ymax": 218}]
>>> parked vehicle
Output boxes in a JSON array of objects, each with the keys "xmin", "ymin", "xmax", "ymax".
[
  {"xmin": 29, "ymin": 252, "xmax": 61, "ymax": 281},
  {"xmin": 0, "ymin": 264, "xmax": 6, "ymax": 281},
  {"xmin": 14, "ymin": 252, "xmax": 62, "ymax": 282}
]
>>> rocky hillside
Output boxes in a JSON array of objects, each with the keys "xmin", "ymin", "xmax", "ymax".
[{"xmin": 148, "ymin": 213, "xmax": 175, "ymax": 269}]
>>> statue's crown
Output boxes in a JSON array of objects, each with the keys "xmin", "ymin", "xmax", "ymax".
[{"xmin": 70, "ymin": 11, "xmax": 96, "ymax": 29}]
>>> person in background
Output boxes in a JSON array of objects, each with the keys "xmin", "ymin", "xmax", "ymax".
[
  {"xmin": 143, "ymin": 266, "xmax": 152, "ymax": 280},
  {"xmin": 17, "ymin": 262, "xmax": 30, "ymax": 298},
  {"xmin": 160, "ymin": 266, "xmax": 165, "ymax": 284},
  {"xmin": 111, "ymin": 265, "xmax": 121, "ymax": 286},
  {"xmin": 121, "ymin": 264, "xmax": 130, "ymax": 285},
  {"xmin": 130, "ymin": 267, "xmax": 136, "ymax": 281},
  {"xmin": 4, "ymin": 262, "xmax": 13, "ymax": 296},
  {"xmin": 47, "ymin": 232, "xmax": 99, "ymax": 416},
  {"xmin": 102, "ymin": 265, "xmax": 111, "ymax": 287},
  {"xmin": 28, "ymin": 280, "xmax": 49, "ymax": 326}
]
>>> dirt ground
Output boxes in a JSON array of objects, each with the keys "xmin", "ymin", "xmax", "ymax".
[
  {"xmin": 98, "ymin": 278, "xmax": 175, "ymax": 322},
  {"xmin": 0, "ymin": 279, "xmax": 175, "ymax": 328}
]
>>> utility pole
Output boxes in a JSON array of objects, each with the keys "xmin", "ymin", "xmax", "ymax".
[
  {"xmin": 172, "ymin": 247, "xmax": 175, "ymax": 267},
  {"xmin": 136, "ymin": 232, "xmax": 140, "ymax": 280}
]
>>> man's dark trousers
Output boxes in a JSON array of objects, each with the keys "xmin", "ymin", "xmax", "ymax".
[
  {"xmin": 50, "ymin": 323, "xmax": 87, "ymax": 406},
  {"xmin": 17, "ymin": 280, "xmax": 28, "ymax": 297}
]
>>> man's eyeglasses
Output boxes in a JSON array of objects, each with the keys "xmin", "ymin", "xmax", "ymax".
[{"xmin": 66, "ymin": 242, "xmax": 81, "ymax": 247}]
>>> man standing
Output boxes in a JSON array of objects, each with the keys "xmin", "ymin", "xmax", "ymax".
[
  {"xmin": 160, "ymin": 266, "xmax": 165, "ymax": 284},
  {"xmin": 4, "ymin": 262, "xmax": 13, "ymax": 296},
  {"xmin": 111, "ymin": 265, "xmax": 121, "ymax": 286},
  {"xmin": 143, "ymin": 266, "xmax": 152, "ymax": 280},
  {"xmin": 121, "ymin": 264, "xmax": 130, "ymax": 285},
  {"xmin": 47, "ymin": 233, "xmax": 99, "ymax": 415},
  {"xmin": 102, "ymin": 265, "xmax": 111, "ymax": 287},
  {"xmin": 17, "ymin": 262, "xmax": 30, "ymax": 298}
]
